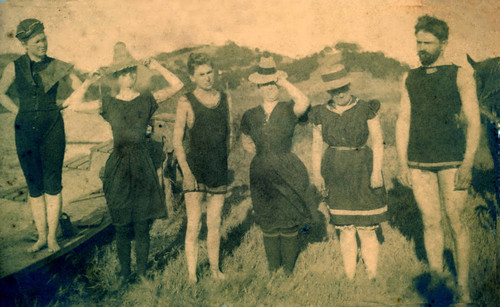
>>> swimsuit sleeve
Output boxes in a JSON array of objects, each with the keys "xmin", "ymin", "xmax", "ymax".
[
  {"xmin": 367, "ymin": 99, "xmax": 381, "ymax": 120},
  {"xmin": 308, "ymin": 105, "xmax": 322, "ymax": 126},
  {"xmin": 148, "ymin": 92, "xmax": 159, "ymax": 118},
  {"xmin": 240, "ymin": 110, "xmax": 251, "ymax": 136},
  {"xmin": 100, "ymin": 96, "xmax": 111, "ymax": 122}
]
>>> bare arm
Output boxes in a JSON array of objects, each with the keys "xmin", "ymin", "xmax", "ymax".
[
  {"xmin": 395, "ymin": 72, "xmax": 412, "ymax": 187},
  {"xmin": 147, "ymin": 59, "xmax": 184, "ymax": 103},
  {"xmin": 173, "ymin": 96, "xmax": 197, "ymax": 189},
  {"xmin": 455, "ymin": 66, "xmax": 481, "ymax": 189},
  {"xmin": 63, "ymin": 71, "xmax": 103, "ymax": 111},
  {"xmin": 311, "ymin": 124, "xmax": 325, "ymax": 190},
  {"xmin": 367, "ymin": 115, "xmax": 384, "ymax": 188},
  {"xmin": 241, "ymin": 133, "xmax": 256, "ymax": 154},
  {"xmin": 0, "ymin": 62, "xmax": 18, "ymax": 114},
  {"xmin": 276, "ymin": 76, "xmax": 310, "ymax": 117}
]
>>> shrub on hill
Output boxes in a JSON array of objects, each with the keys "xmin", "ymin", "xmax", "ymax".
[{"xmin": 335, "ymin": 42, "xmax": 409, "ymax": 80}]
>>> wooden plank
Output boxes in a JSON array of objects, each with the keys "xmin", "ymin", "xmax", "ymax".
[{"xmin": 0, "ymin": 214, "xmax": 112, "ymax": 280}]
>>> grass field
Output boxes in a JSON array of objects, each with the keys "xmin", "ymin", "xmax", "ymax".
[{"xmin": 0, "ymin": 67, "xmax": 497, "ymax": 305}]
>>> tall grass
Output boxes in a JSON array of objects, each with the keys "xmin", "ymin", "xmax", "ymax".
[{"xmin": 49, "ymin": 67, "xmax": 497, "ymax": 306}]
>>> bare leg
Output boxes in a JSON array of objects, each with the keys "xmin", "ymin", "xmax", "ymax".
[
  {"xmin": 184, "ymin": 192, "xmax": 203, "ymax": 282},
  {"xmin": 27, "ymin": 195, "xmax": 47, "ymax": 252},
  {"xmin": 358, "ymin": 228, "xmax": 379, "ymax": 279},
  {"xmin": 438, "ymin": 168, "xmax": 470, "ymax": 301},
  {"xmin": 45, "ymin": 193, "xmax": 62, "ymax": 252},
  {"xmin": 206, "ymin": 193, "xmax": 225, "ymax": 279},
  {"xmin": 411, "ymin": 169, "xmax": 443, "ymax": 273},
  {"xmin": 339, "ymin": 227, "xmax": 357, "ymax": 280}
]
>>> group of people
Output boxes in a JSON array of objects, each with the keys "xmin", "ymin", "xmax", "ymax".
[{"xmin": 0, "ymin": 15, "xmax": 480, "ymax": 301}]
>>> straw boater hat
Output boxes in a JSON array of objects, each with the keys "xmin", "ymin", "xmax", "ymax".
[
  {"xmin": 321, "ymin": 64, "xmax": 351, "ymax": 91},
  {"xmin": 248, "ymin": 56, "xmax": 288, "ymax": 84},
  {"xmin": 105, "ymin": 42, "xmax": 140, "ymax": 75}
]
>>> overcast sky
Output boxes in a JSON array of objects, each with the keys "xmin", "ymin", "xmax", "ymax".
[{"xmin": 0, "ymin": 0, "xmax": 498, "ymax": 71}]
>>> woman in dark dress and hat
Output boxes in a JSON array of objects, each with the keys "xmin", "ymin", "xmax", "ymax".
[
  {"xmin": 310, "ymin": 64, "xmax": 386, "ymax": 280},
  {"xmin": 240, "ymin": 55, "xmax": 311, "ymax": 274},
  {"xmin": 68, "ymin": 42, "xmax": 183, "ymax": 281},
  {"xmin": 0, "ymin": 19, "xmax": 85, "ymax": 253}
]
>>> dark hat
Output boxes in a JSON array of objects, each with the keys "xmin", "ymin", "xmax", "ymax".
[
  {"xmin": 16, "ymin": 18, "xmax": 45, "ymax": 42},
  {"xmin": 104, "ymin": 42, "xmax": 140, "ymax": 75},
  {"xmin": 248, "ymin": 56, "xmax": 287, "ymax": 84},
  {"xmin": 321, "ymin": 64, "xmax": 351, "ymax": 91}
]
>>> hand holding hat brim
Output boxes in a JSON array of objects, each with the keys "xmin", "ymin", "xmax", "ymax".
[{"xmin": 249, "ymin": 70, "xmax": 288, "ymax": 84}]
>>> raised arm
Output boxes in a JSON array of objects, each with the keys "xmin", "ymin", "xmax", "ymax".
[
  {"xmin": 145, "ymin": 59, "xmax": 184, "ymax": 103},
  {"xmin": 368, "ymin": 115, "xmax": 384, "ymax": 188},
  {"xmin": 311, "ymin": 124, "xmax": 325, "ymax": 191},
  {"xmin": 63, "ymin": 72, "xmax": 102, "ymax": 112},
  {"xmin": 395, "ymin": 72, "xmax": 412, "ymax": 187},
  {"xmin": 173, "ymin": 96, "xmax": 197, "ymax": 190},
  {"xmin": 454, "ymin": 66, "xmax": 480, "ymax": 189},
  {"xmin": 0, "ymin": 62, "xmax": 18, "ymax": 114},
  {"xmin": 276, "ymin": 75, "xmax": 310, "ymax": 117}
]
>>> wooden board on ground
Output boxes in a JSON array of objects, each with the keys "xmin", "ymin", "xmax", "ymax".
[{"xmin": 0, "ymin": 193, "xmax": 111, "ymax": 280}]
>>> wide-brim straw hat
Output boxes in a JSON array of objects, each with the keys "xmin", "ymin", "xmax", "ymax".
[
  {"xmin": 321, "ymin": 64, "xmax": 351, "ymax": 91},
  {"xmin": 249, "ymin": 55, "xmax": 287, "ymax": 84},
  {"xmin": 104, "ymin": 42, "xmax": 140, "ymax": 75}
]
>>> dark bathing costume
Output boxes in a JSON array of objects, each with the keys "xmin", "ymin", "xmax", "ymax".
[
  {"xmin": 241, "ymin": 100, "xmax": 311, "ymax": 234},
  {"xmin": 310, "ymin": 98, "xmax": 387, "ymax": 226},
  {"xmin": 405, "ymin": 64, "xmax": 466, "ymax": 171},
  {"xmin": 100, "ymin": 92, "xmax": 166, "ymax": 226},
  {"xmin": 184, "ymin": 91, "xmax": 229, "ymax": 193},
  {"xmin": 13, "ymin": 54, "xmax": 71, "ymax": 197}
]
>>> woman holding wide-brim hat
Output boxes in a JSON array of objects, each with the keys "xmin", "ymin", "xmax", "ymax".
[
  {"xmin": 68, "ymin": 42, "xmax": 183, "ymax": 282},
  {"xmin": 0, "ymin": 18, "xmax": 89, "ymax": 254},
  {"xmin": 310, "ymin": 64, "xmax": 386, "ymax": 280},
  {"xmin": 240, "ymin": 55, "xmax": 311, "ymax": 274}
]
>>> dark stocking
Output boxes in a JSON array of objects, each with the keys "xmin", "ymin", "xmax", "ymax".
[
  {"xmin": 280, "ymin": 234, "xmax": 299, "ymax": 274},
  {"xmin": 263, "ymin": 234, "xmax": 281, "ymax": 272},
  {"xmin": 115, "ymin": 225, "xmax": 132, "ymax": 278},
  {"xmin": 134, "ymin": 220, "xmax": 151, "ymax": 277}
]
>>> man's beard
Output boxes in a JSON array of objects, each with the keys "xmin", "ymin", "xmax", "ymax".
[{"xmin": 418, "ymin": 50, "xmax": 441, "ymax": 66}]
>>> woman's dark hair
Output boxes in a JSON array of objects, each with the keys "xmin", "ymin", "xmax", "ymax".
[
  {"xmin": 415, "ymin": 15, "xmax": 449, "ymax": 42},
  {"xmin": 327, "ymin": 84, "xmax": 350, "ymax": 96},
  {"xmin": 187, "ymin": 53, "xmax": 213, "ymax": 75},
  {"xmin": 112, "ymin": 66, "xmax": 137, "ymax": 79}
]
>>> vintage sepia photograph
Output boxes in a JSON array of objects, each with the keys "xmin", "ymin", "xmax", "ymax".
[{"xmin": 0, "ymin": 0, "xmax": 498, "ymax": 305}]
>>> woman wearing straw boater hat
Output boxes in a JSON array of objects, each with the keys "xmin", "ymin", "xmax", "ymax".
[
  {"xmin": 310, "ymin": 64, "xmax": 386, "ymax": 280},
  {"xmin": 173, "ymin": 53, "xmax": 232, "ymax": 282},
  {"xmin": 0, "ymin": 18, "xmax": 89, "ymax": 254},
  {"xmin": 68, "ymin": 42, "xmax": 183, "ymax": 282},
  {"xmin": 240, "ymin": 55, "xmax": 311, "ymax": 275}
]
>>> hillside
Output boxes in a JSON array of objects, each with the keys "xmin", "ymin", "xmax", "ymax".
[{"xmin": 0, "ymin": 43, "xmax": 497, "ymax": 306}]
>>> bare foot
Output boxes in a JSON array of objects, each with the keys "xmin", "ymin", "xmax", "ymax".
[
  {"xmin": 212, "ymin": 270, "xmax": 226, "ymax": 280},
  {"xmin": 27, "ymin": 240, "xmax": 47, "ymax": 253},
  {"xmin": 47, "ymin": 240, "xmax": 61, "ymax": 253},
  {"xmin": 188, "ymin": 274, "xmax": 197, "ymax": 283}
]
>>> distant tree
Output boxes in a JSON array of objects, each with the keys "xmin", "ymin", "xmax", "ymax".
[
  {"xmin": 214, "ymin": 41, "xmax": 255, "ymax": 70},
  {"xmin": 334, "ymin": 42, "xmax": 361, "ymax": 53},
  {"xmin": 279, "ymin": 55, "xmax": 319, "ymax": 82}
]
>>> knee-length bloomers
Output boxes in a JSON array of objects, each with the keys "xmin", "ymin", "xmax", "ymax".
[{"xmin": 310, "ymin": 98, "xmax": 387, "ymax": 226}]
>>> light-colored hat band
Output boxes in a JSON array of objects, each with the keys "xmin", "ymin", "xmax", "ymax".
[
  {"xmin": 257, "ymin": 66, "xmax": 277, "ymax": 75},
  {"xmin": 321, "ymin": 69, "xmax": 348, "ymax": 82}
]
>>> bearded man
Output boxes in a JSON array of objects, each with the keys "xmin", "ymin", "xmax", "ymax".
[{"xmin": 396, "ymin": 15, "xmax": 480, "ymax": 302}]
